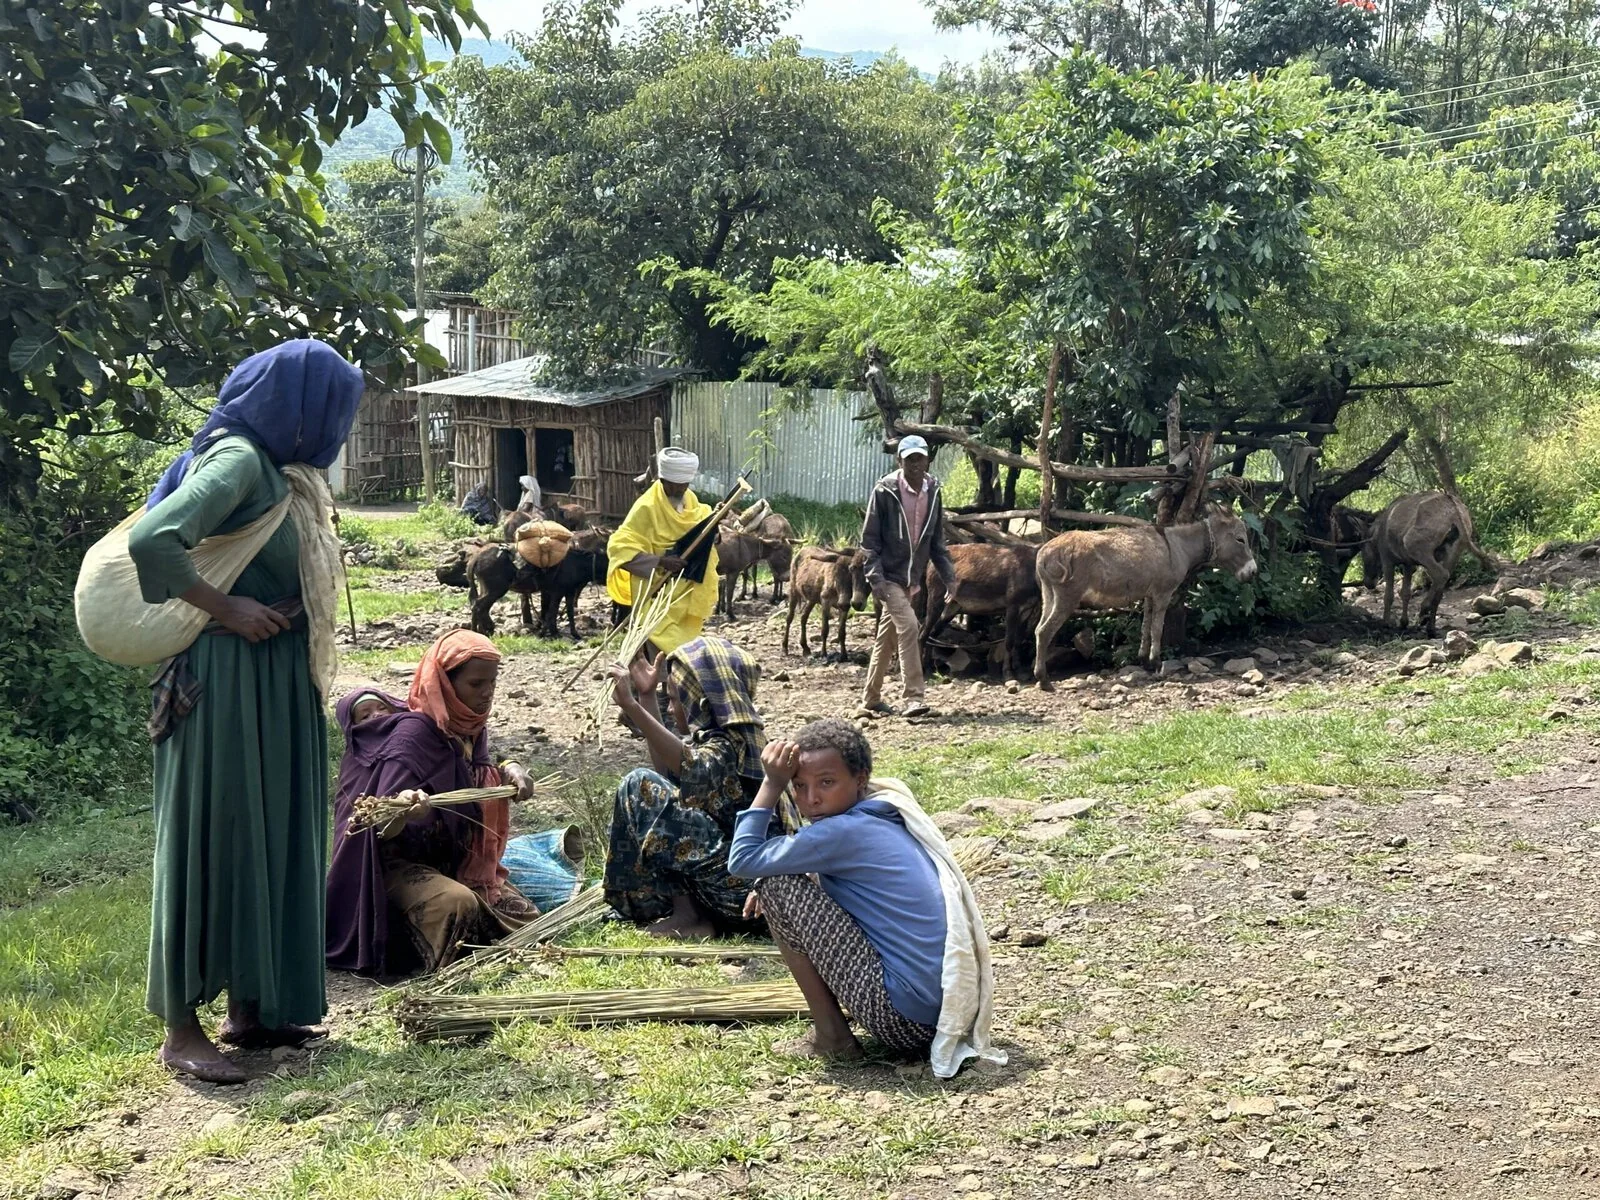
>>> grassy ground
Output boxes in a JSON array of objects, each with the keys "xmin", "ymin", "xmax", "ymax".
[{"xmin": 5, "ymin": 642, "xmax": 1599, "ymax": 1197}]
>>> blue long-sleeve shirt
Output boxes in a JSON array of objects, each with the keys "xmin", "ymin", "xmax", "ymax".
[{"xmin": 729, "ymin": 798, "xmax": 946, "ymax": 1026}]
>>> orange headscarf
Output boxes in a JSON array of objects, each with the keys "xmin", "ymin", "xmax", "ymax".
[{"xmin": 407, "ymin": 629, "xmax": 509, "ymax": 902}]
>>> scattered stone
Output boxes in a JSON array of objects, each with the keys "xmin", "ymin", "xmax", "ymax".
[
  {"xmin": 960, "ymin": 796, "xmax": 1035, "ymax": 819},
  {"xmin": 1158, "ymin": 660, "xmax": 1187, "ymax": 677},
  {"xmin": 1461, "ymin": 640, "xmax": 1534, "ymax": 675},
  {"xmin": 1211, "ymin": 828, "xmax": 1263, "ymax": 843},
  {"xmin": 989, "ymin": 924, "xmax": 1010, "ymax": 942},
  {"xmin": 558, "ymin": 1114, "xmax": 609, "ymax": 1139},
  {"xmin": 1451, "ymin": 852, "xmax": 1500, "ymax": 868},
  {"xmin": 279, "ymin": 1090, "xmax": 329, "ymax": 1121},
  {"xmin": 1252, "ymin": 647, "xmax": 1281, "ymax": 665},
  {"xmin": 1016, "ymin": 930, "xmax": 1049, "ymax": 948},
  {"xmin": 1501, "ymin": 587, "xmax": 1545, "ymax": 610},
  {"xmin": 1148, "ymin": 1066, "xmax": 1192, "ymax": 1087},
  {"xmin": 270, "ymin": 1044, "xmax": 303, "ymax": 1063},
  {"xmin": 1387, "ymin": 834, "xmax": 1409, "ymax": 848},
  {"xmin": 935, "ymin": 810, "xmax": 982, "ymax": 835},
  {"xmin": 202, "ymin": 1110, "xmax": 243, "ymax": 1138},
  {"xmin": 1068, "ymin": 1152, "xmax": 1102, "ymax": 1170},
  {"xmin": 1215, "ymin": 1159, "xmax": 1247, "ymax": 1174},
  {"xmin": 1290, "ymin": 885, "xmax": 1309, "ymax": 901},
  {"xmin": 1397, "ymin": 645, "xmax": 1445, "ymax": 676},
  {"xmin": 1187, "ymin": 659, "xmax": 1212, "ymax": 676},
  {"xmin": 387, "ymin": 662, "xmax": 419, "ymax": 678},
  {"xmin": 1032, "ymin": 797, "xmax": 1098, "ymax": 821},
  {"xmin": 1241, "ymin": 669, "xmax": 1266, "ymax": 686},
  {"xmin": 1226, "ymin": 1095, "xmax": 1278, "ymax": 1118},
  {"xmin": 1542, "ymin": 704, "xmax": 1572, "ymax": 722},
  {"xmin": 1443, "ymin": 629, "xmax": 1478, "ymax": 660},
  {"xmin": 37, "ymin": 1168, "xmax": 100, "ymax": 1200},
  {"xmin": 1175, "ymin": 785, "xmax": 1236, "ymax": 812},
  {"xmin": 1471, "ymin": 594, "xmax": 1507, "ymax": 615},
  {"xmin": 1223, "ymin": 657, "xmax": 1258, "ymax": 675}
]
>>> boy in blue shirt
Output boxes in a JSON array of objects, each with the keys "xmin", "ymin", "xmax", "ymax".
[{"xmin": 729, "ymin": 719, "xmax": 947, "ymax": 1061}]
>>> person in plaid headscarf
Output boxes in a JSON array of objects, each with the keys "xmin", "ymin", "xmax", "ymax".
[{"xmin": 603, "ymin": 635, "xmax": 773, "ymax": 940}]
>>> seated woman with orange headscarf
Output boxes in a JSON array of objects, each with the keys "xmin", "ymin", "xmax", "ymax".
[{"xmin": 325, "ymin": 630, "xmax": 538, "ymax": 976}]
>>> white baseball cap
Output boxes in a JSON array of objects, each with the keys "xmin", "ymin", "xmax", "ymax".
[{"xmin": 897, "ymin": 434, "xmax": 930, "ymax": 459}]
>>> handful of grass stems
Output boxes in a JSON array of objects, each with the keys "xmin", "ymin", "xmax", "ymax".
[
  {"xmin": 346, "ymin": 775, "xmax": 571, "ymax": 835},
  {"xmin": 395, "ymin": 981, "xmax": 808, "ymax": 1041},
  {"xmin": 582, "ymin": 572, "xmax": 682, "ymax": 746}
]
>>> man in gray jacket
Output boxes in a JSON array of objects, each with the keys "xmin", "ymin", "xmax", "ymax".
[{"xmin": 857, "ymin": 435, "xmax": 957, "ymax": 717}]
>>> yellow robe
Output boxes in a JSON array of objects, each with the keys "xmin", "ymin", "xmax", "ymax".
[{"xmin": 606, "ymin": 482, "xmax": 720, "ymax": 653}]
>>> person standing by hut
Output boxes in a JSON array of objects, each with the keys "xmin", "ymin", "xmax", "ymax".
[
  {"xmin": 857, "ymin": 435, "xmax": 956, "ymax": 719},
  {"xmin": 606, "ymin": 447, "xmax": 720, "ymax": 654},
  {"xmin": 128, "ymin": 340, "xmax": 362, "ymax": 1084}
]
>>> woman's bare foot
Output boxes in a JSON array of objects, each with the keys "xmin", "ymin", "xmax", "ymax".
[
  {"xmin": 646, "ymin": 912, "xmax": 716, "ymax": 940},
  {"xmin": 160, "ymin": 1018, "xmax": 247, "ymax": 1084},
  {"xmin": 777, "ymin": 1027, "xmax": 864, "ymax": 1062},
  {"xmin": 645, "ymin": 893, "xmax": 715, "ymax": 940}
]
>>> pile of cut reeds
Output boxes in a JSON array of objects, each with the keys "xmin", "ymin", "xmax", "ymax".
[
  {"xmin": 395, "ymin": 980, "xmax": 807, "ymax": 1041},
  {"xmin": 424, "ymin": 883, "xmax": 610, "ymax": 992}
]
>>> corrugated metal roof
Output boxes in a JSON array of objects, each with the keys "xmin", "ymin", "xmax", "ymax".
[{"xmin": 408, "ymin": 356, "xmax": 693, "ymax": 407}]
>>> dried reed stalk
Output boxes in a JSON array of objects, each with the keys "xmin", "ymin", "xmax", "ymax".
[
  {"xmin": 347, "ymin": 776, "xmax": 571, "ymax": 834},
  {"xmin": 583, "ymin": 575, "xmax": 681, "ymax": 746},
  {"xmin": 347, "ymin": 785, "xmax": 517, "ymax": 834},
  {"xmin": 395, "ymin": 980, "xmax": 808, "ymax": 1040},
  {"xmin": 424, "ymin": 884, "xmax": 610, "ymax": 992},
  {"xmin": 524, "ymin": 944, "xmax": 781, "ymax": 962},
  {"xmin": 949, "ymin": 835, "xmax": 1002, "ymax": 880}
]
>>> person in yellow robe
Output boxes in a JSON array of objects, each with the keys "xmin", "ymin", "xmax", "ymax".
[{"xmin": 607, "ymin": 447, "xmax": 720, "ymax": 654}]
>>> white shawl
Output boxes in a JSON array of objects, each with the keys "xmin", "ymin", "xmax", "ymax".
[{"xmin": 868, "ymin": 776, "xmax": 1008, "ymax": 1079}]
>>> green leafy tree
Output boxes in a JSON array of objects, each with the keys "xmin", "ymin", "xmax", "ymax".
[
  {"xmin": 325, "ymin": 159, "xmax": 496, "ymax": 305},
  {"xmin": 1223, "ymin": 0, "xmax": 1394, "ymax": 87},
  {"xmin": 940, "ymin": 53, "xmax": 1325, "ymax": 456},
  {"xmin": 448, "ymin": 0, "xmax": 948, "ymax": 380},
  {"xmin": 0, "ymin": 0, "xmax": 482, "ymax": 494}
]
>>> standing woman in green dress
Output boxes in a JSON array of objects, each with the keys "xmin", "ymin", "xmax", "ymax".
[{"xmin": 129, "ymin": 340, "xmax": 363, "ymax": 1083}]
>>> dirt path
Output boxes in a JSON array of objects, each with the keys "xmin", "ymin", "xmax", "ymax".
[{"xmin": 32, "ymin": 545, "xmax": 1600, "ymax": 1200}]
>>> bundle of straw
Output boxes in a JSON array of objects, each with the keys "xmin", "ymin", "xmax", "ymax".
[
  {"xmin": 395, "ymin": 980, "xmax": 808, "ymax": 1040},
  {"xmin": 347, "ymin": 776, "xmax": 571, "ymax": 835},
  {"xmin": 949, "ymin": 835, "xmax": 1003, "ymax": 881},
  {"xmin": 347, "ymin": 785, "xmax": 518, "ymax": 834},
  {"xmin": 424, "ymin": 884, "xmax": 610, "ymax": 991},
  {"xmin": 583, "ymin": 574, "xmax": 681, "ymax": 746}
]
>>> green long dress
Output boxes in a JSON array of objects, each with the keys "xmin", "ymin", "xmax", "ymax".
[{"xmin": 129, "ymin": 436, "xmax": 327, "ymax": 1028}]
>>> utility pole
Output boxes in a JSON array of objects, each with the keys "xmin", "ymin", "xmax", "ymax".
[{"xmin": 393, "ymin": 143, "xmax": 440, "ymax": 501}]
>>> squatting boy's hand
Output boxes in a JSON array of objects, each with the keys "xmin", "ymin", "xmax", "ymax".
[
  {"xmin": 742, "ymin": 891, "xmax": 764, "ymax": 921},
  {"xmin": 760, "ymin": 739, "xmax": 801, "ymax": 788}
]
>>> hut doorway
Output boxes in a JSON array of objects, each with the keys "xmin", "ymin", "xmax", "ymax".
[
  {"xmin": 494, "ymin": 427, "xmax": 529, "ymax": 510},
  {"xmin": 535, "ymin": 428, "xmax": 576, "ymax": 494}
]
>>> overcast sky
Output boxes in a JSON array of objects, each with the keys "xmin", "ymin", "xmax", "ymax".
[{"xmin": 466, "ymin": 0, "xmax": 1005, "ymax": 74}]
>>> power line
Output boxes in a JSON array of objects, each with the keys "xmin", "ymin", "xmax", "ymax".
[
  {"xmin": 1373, "ymin": 105, "xmax": 1592, "ymax": 152},
  {"xmin": 1330, "ymin": 59, "xmax": 1600, "ymax": 113},
  {"xmin": 1429, "ymin": 126, "xmax": 1599, "ymax": 167},
  {"xmin": 1359, "ymin": 63, "xmax": 1600, "ymax": 121}
]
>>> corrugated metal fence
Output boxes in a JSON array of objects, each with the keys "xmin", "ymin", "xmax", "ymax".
[{"xmin": 670, "ymin": 381, "xmax": 886, "ymax": 507}]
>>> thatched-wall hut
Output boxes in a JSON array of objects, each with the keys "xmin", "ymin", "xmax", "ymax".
[{"xmin": 411, "ymin": 358, "xmax": 691, "ymax": 520}]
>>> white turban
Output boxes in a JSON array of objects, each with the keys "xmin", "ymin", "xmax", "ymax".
[{"xmin": 657, "ymin": 447, "xmax": 699, "ymax": 484}]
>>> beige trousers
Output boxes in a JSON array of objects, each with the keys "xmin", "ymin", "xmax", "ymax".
[{"xmin": 862, "ymin": 583, "xmax": 925, "ymax": 703}]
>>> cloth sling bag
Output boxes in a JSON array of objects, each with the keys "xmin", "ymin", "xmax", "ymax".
[{"xmin": 74, "ymin": 455, "xmax": 343, "ymax": 696}]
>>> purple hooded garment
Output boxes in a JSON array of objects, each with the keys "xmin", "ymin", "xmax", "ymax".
[{"xmin": 324, "ymin": 689, "xmax": 494, "ymax": 974}]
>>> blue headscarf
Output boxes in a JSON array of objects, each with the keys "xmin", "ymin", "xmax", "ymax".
[{"xmin": 147, "ymin": 339, "xmax": 365, "ymax": 507}]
